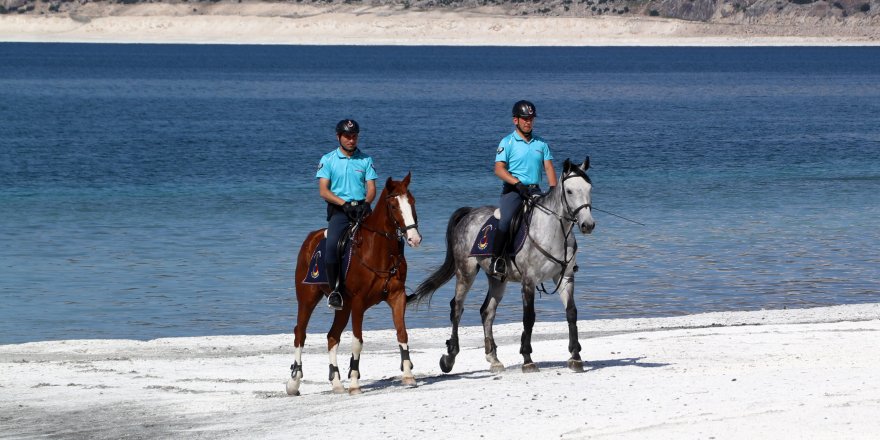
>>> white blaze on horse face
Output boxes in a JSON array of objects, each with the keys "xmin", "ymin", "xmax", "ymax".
[{"xmin": 396, "ymin": 194, "xmax": 422, "ymax": 247}]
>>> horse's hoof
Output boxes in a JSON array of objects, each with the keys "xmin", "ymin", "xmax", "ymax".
[
  {"xmin": 285, "ymin": 379, "xmax": 300, "ymax": 396},
  {"xmin": 401, "ymin": 376, "xmax": 417, "ymax": 387},
  {"xmin": 332, "ymin": 385, "xmax": 346, "ymax": 394},
  {"xmin": 568, "ymin": 359, "xmax": 584, "ymax": 373},
  {"xmin": 522, "ymin": 363, "xmax": 540, "ymax": 373},
  {"xmin": 489, "ymin": 363, "xmax": 505, "ymax": 374},
  {"xmin": 439, "ymin": 355, "xmax": 455, "ymax": 374},
  {"xmin": 348, "ymin": 387, "xmax": 363, "ymax": 395}
]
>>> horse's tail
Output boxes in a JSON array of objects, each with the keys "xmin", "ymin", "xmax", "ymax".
[{"xmin": 407, "ymin": 206, "xmax": 473, "ymax": 307}]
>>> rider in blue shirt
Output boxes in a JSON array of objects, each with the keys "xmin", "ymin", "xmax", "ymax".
[
  {"xmin": 491, "ymin": 100, "xmax": 557, "ymax": 277},
  {"xmin": 316, "ymin": 119, "xmax": 378, "ymax": 310}
]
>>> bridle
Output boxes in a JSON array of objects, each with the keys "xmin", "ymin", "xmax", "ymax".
[
  {"xmin": 391, "ymin": 193, "xmax": 419, "ymax": 240},
  {"xmin": 360, "ymin": 191, "xmax": 419, "ymax": 242},
  {"xmin": 532, "ymin": 165, "xmax": 592, "ymax": 223},
  {"xmin": 352, "ymin": 189, "xmax": 419, "ymax": 296},
  {"xmin": 514, "ymin": 166, "xmax": 592, "ymax": 295}
]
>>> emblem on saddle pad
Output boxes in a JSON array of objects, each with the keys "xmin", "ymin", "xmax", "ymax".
[
  {"xmin": 309, "ymin": 251, "xmax": 321, "ymax": 279},
  {"xmin": 477, "ymin": 224, "xmax": 493, "ymax": 250}
]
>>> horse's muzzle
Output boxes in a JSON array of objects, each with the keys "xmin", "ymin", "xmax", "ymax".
[
  {"xmin": 406, "ymin": 229, "xmax": 422, "ymax": 247},
  {"xmin": 580, "ymin": 221, "xmax": 595, "ymax": 234}
]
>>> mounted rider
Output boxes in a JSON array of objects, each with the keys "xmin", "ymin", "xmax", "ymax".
[
  {"xmin": 316, "ymin": 119, "xmax": 378, "ymax": 310},
  {"xmin": 491, "ymin": 100, "xmax": 557, "ymax": 277}
]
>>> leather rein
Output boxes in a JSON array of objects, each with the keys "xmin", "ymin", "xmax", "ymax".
[{"xmin": 514, "ymin": 168, "xmax": 591, "ymax": 295}]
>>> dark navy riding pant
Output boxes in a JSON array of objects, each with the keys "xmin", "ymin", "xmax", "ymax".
[
  {"xmin": 498, "ymin": 185, "xmax": 542, "ymax": 234},
  {"xmin": 325, "ymin": 210, "xmax": 349, "ymax": 264},
  {"xmin": 498, "ymin": 192, "xmax": 524, "ymax": 234}
]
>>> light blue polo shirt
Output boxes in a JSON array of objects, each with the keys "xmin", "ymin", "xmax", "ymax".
[
  {"xmin": 495, "ymin": 131, "xmax": 553, "ymax": 185},
  {"xmin": 316, "ymin": 148, "xmax": 378, "ymax": 202}
]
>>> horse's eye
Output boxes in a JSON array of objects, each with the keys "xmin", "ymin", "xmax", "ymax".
[{"xmin": 566, "ymin": 190, "xmax": 573, "ymax": 194}]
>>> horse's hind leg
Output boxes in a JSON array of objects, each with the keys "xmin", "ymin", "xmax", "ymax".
[
  {"xmin": 287, "ymin": 286, "xmax": 322, "ymax": 396},
  {"xmin": 481, "ymin": 276, "xmax": 508, "ymax": 373},
  {"xmin": 520, "ymin": 279, "xmax": 540, "ymax": 373},
  {"xmin": 558, "ymin": 274, "xmax": 584, "ymax": 372},
  {"xmin": 439, "ymin": 265, "xmax": 477, "ymax": 374}
]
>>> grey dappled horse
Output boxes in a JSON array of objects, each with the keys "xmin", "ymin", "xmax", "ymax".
[{"xmin": 408, "ymin": 158, "xmax": 595, "ymax": 373}]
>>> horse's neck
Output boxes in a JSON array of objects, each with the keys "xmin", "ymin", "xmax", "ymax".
[
  {"xmin": 528, "ymin": 186, "xmax": 571, "ymax": 244},
  {"xmin": 363, "ymin": 198, "xmax": 395, "ymax": 236}
]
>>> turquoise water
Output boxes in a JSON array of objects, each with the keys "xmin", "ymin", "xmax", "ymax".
[{"xmin": 1, "ymin": 44, "xmax": 879, "ymax": 344}]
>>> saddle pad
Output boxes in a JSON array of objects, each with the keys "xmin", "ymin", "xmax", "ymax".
[
  {"xmin": 469, "ymin": 216, "xmax": 528, "ymax": 257},
  {"xmin": 302, "ymin": 238, "xmax": 354, "ymax": 285}
]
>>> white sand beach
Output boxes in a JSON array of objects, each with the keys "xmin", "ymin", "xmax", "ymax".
[
  {"xmin": 2, "ymin": 2, "xmax": 880, "ymax": 46},
  {"xmin": 2, "ymin": 303, "xmax": 880, "ymax": 438}
]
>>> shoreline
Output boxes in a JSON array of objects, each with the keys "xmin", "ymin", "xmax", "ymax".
[
  {"xmin": 3, "ymin": 8, "xmax": 880, "ymax": 46},
  {"xmin": 3, "ymin": 303, "xmax": 880, "ymax": 438}
]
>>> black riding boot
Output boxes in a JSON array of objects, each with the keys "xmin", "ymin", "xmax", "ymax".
[
  {"xmin": 490, "ymin": 231, "xmax": 508, "ymax": 278},
  {"xmin": 326, "ymin": 262, "xmax": 343, "ymax": 310}
]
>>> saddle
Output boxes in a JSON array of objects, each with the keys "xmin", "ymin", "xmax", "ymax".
[
  {"xmin": 302, "ymin": 224, "xmax": 357, "ymax": 285},
  {"xmin": 469, "ymin": 200, "xmax": 532, "ymax": 257}
]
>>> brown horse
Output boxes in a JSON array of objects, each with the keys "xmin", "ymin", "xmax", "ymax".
[{"xmin": 286, "ymin": 173, "xmax": 422, "ymax": 396}]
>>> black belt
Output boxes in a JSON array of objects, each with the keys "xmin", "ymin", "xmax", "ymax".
[
  {"xmin": 326, "ymin": 200, "xmax": 366, "ymax": 220},
  {"xmin": 502, "ymin": 183, "xmax": 539, "ymax": 194}
]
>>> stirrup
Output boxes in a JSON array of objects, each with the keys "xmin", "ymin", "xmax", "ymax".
[
  {"xmin": 491, "ymin": 257, "xmax": 506, "ymax": 278},
  {"xmin": 327, "ymin": 290, "xmax": 343, "ymax": 310}
]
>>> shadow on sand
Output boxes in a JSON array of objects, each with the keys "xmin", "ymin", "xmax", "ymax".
[{"xmin": 354, "ymin": 356, "xmax": 669, "ymax": 394}]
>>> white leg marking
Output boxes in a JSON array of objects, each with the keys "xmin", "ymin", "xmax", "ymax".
[
  {"xmin": 350, "ymin": 339, "xmax": 363, "ymax": 392},
  {"xmin": 286, "ymin": 346, "xmax": 304, "ymax": 396},
  {"xmin": 400, "ymin": 343, "xmax": 416, "ymax": 386},
  {"xmin": 329, "ymin": 343, "xmax": 344, "ymax": 392}
]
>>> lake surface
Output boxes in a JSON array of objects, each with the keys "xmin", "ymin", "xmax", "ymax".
[{"xmin": 1, "ymin": 44, "xmax": 879, "ymax": 344}]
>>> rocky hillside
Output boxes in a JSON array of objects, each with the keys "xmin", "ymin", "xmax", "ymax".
[{"xmin": 2, "ymin": 0, "xmax": 878, "ymax": 24}]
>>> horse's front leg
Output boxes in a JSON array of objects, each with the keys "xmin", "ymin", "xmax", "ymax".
[
  {"xmin": 481, "ymin": 276, "xmax": 508, "ymax": 373},
  {"xmin": 520, "ymin": 279, "xmax": 539, "ymax": 373},
  {"xmin": 327, "ymin": 306, "xmax": 352, "ymax": 394},
  {"xmin": 388, "ymin": 291, "xmax": 416, "ymax": 386},
  {"xmin": 348, "ymin": 302, "xmax": 367, "ymax": 395},
  {"xmin": 558, "ymin": 274, "xmax": 584, "ymax": 372}
]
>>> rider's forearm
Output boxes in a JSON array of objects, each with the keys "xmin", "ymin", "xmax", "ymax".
[
  {"xmin": 544, "ymin": 160, "xmax": 558, "ymax": 188},
  {"xmin": 494, "ymin": 162, "xmax": 520, "ymax": 185},
  {"xmin": 365, "ymin": 181, "xmax": 376, "ymax": 204},
  {"xmin": 318, "ymin": 182, "xmax": 345, "ymax": 206}
]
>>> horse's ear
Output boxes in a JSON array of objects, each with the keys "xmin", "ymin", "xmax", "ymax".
[
  {"xmin": 402, "ymin": 172, "xmax": 411, "ymax": 187},
  {"xmin": 563, "ymin": 158, "xmax": 572, "ymax": 174},
  {"xmin": 582, "ymin": 156, "xmax": 590, "ymax": 171},
  {"xmin": 385, "ymin": 176, "xmax": 393, "ymax": 188}
]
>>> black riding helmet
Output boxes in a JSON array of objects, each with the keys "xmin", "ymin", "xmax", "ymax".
[
  {"xmin": 512, "ymin": 100, "xmax": 536, "ymax": 118},
  {"xmin": 336, "ymin": 119, "xmax": 360, "ymax": 135}
]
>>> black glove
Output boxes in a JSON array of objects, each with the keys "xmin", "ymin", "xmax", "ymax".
[
  {"xmin": 355, "ymin": 203, "xmax": 371, "ymax": 220},
  {"xmin": 514, "ymin": 182, "xmax": 530, "ymax": 199},
  {"xmin": 341, "ymin": 201, "xmax": 357, "ymax": 217},
  {"xmin": 342, "ymin": 201, "xmax": 370, "ymax": 221}
]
